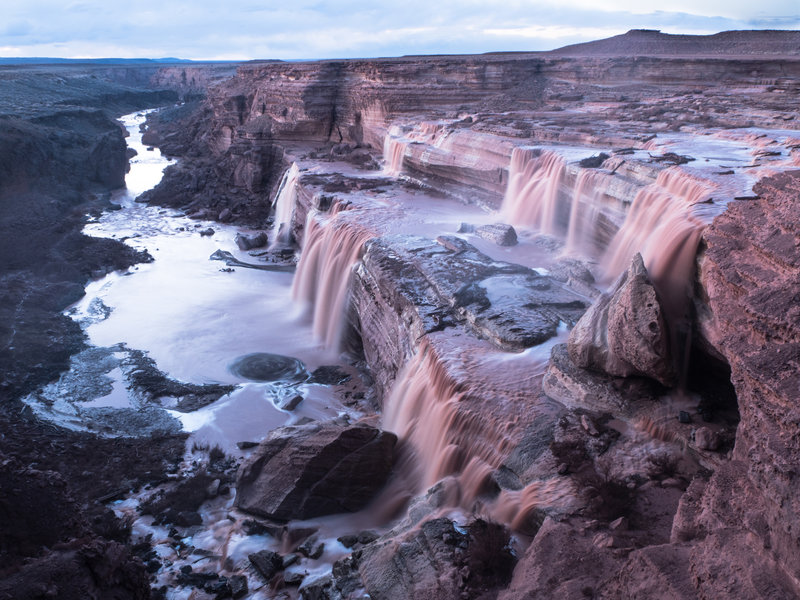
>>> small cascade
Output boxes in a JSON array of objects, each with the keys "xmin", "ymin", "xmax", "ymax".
[
  {"xmin": 601, "ymin": 168, "xmax": 712, "ymax": 315},
  {"xmin": 382, "ymin": 342, "xmax": 508, "ymax": 501},
  {"xmin": 490, "ymin": 478, "xmax": 575, "ymax": 533},
  {"xmin": 291, "ymin": 205, "xmax": 372, "ymax": 351},
  {"xmin": 383, "ymin": 134, "xmax": 407, "ymax": 177},
  {"xmin": 565, "ymin": 169, "xmax": 609, "ymax": 255},
  {"xmin": 269, "ymin": 163, "xmax": 300, "ymax": 248},
  {"xmin": 501, "ymin": 147, "xmax": 566, "ymax": 235}
]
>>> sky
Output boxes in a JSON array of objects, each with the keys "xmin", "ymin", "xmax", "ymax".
[{"xmin": 1, "ymin": 0, "xmax": 798, "ymax": 60}]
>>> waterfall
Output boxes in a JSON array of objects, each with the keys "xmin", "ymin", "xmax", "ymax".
[
  {"xmin": 382, "ymin": 341, "xmax": 508, "ymax": 499},
  {"xmin": 601, "ymin": 168, "xmax": 711, "ymax": 311},
  {"xmin": 379, "ymin": 342, "xmax": 576, "ymax": 527},
  {"xmin": 269, "ymin": 163, "xmax": 300, "ymax": 249},
  {"xmin": 565, "ymin": 169, "xmax": 609, "ymax": 255},
  {"xmin": 501, "ymin": 147, "xmax": 566, "ymax": 235},
  {"xmin": 291, "ymin": 205, "xmax": 372, "ymax": 351},
  {"xmin": 383, "ymin": 135, "xmax": 407, "ymax": 177}
]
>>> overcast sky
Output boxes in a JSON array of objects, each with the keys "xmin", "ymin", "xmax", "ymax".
[{"xmin": 1, "ymin": 0, "xmax": 798, "ymax": 60}]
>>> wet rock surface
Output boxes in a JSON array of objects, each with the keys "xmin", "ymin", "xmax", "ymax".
[
  {"xmin": 236, "ymin": 421, "xmax": 397, "ymax": 520},
  {"xmin": 209, "ymin": 248, "xmax": 296, "ymax": 271},
  {"xmin": 229, "ymin": 352, "xmax": 309, "ymax": 383},
  {"xmin": 475, "ymin": 222, "xmax": 518, "ymax": 246},
  {"xmin": 234, "ymin": 231, "xmax": 268, "ymax": 250},
  {"xmin": 357, "ymin": 235, "xmax": 587, "ymax": 356}
]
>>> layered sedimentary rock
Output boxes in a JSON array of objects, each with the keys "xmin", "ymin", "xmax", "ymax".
[
  {"xmin": 144, "ymin": 30, "xmax": 800, "ymax": 229},
  {"xmin": 684, "ymin": 172, "xmax": 800, "ymax": 592}
]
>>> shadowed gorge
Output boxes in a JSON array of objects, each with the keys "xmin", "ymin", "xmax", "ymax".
[{"xmin": 2, "ymin": 29, "xmax": 800, "ymax": 600}]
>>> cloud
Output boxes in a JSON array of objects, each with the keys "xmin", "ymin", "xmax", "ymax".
[{"xmin": 0, "ymin": 0, "xmax": 797, "ymax": 59}]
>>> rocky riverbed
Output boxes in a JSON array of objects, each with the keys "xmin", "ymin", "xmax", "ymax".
[{"xmin": 3, "ymin": 30, "xmax": 800, "ymax": 600}]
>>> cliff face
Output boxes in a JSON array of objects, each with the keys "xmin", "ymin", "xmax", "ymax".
[
  {"xmin": 689, "ymin": 172, "xmax": 800, "ymax": 585},
  {"xmin": 144, "ymin": 47, "xmax": 800, "ymax": 229}
]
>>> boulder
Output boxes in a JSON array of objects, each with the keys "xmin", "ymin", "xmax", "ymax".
[
  {"xmin": 544, "ymin": 344, "xmax": 661, "ymax": 414},
  {"xmin": 235, "ymin": 422, "xmax": 397, "ymax": 521},
  {"xmin": 234, "ymin": 231, "xmax": 268, "ymax": 250},
  {"xmin": 248, "ymin": 550, "xmax": 283, "ymax": 581},
  {"xmin": 568, "ymin": 253, "xmax": 676, "ymax": 387},
  {"xmin": 475, "ymin": 223, "xmax": 518, "ymax": 246},
  {"xmin": 355, "ymin": 517, "xmax": 516, "ymax": 600},
  {"xmin": 694, "ymin": 426, "xmax": 720, "ymax": 451}
]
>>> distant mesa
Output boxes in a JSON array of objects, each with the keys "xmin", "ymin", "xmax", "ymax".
[{"xmin": 550, "ymin": 29, "xmax": 800, "ymax": 57}]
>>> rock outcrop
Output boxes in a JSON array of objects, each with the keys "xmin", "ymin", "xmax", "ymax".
[
  {"xmin": 235, "ymin": 421, "xmax": 397, "ymax": 520},
  {"xmin": 352, "ymin": 235, "xmax": 588, "ymax": 397},
  {"xmin": 568, "ymin": 253, "xmax": 675, "ymax": 387},
  {"xmin": 356, "ymin": 517, "xmax": 515, "ymax": 600},
  {"xmin": 684, "ymin": 171, "xmax": 800, "ymax": 591}
]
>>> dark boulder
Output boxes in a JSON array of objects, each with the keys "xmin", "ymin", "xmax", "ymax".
[
  {"xmin": 236, "ymin": 422, "xmax": 397, "ymax": 521},
  {"xmin": 234, "ymin": 232, "xmax": 268, "ymax": 250},
  {"xmin": 228, "ymin": 352, "xmax": 308, "ymax": 382},
  {"xmin": 249, "ymin": 549, "xmax": 283, "ymax": 581}
]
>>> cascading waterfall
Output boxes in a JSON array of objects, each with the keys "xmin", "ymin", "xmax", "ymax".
[
  {"xmin": 565, "ymin": 169, "xmax": 610, "ymax": 255},
  {"xmin": 601, "ymin": 168, "xmax": 711, "ymax": 314},
  {"xmin": 383, "ymin": 122, "xmax": 450, "ymax": 177},
  {"xmin": 501, "ymin": 147, "xmax": 566, "ymax": 235},
  {"xmin": 383, "ymin": 135, "xmax": 407, "ymax": 177},
  {"xmin": 379, "ymin": 341, "xmax": 576, "ymax": 529},
  {"xmin": 269, "ymin": 163, "xmax": 300, "ymax": 248},
  {"xmin": 490, "ymin": 478, "xmax": 575, "ymax": 533},
  {"xmin": 291, "ymin": 205, "xmax": 373, "ymax": 351},
  {"xmin": 382, "ymin": 341, "xmax": 509, "ymax": 503},
  {"xmin": 599, "ymin": 167, "xmax": 713, "ymax": 389}
]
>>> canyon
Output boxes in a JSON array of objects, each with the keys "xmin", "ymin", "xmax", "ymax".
[{"xmin": 1, "ymin": 29, "xmax": 800, "ymax": 599}]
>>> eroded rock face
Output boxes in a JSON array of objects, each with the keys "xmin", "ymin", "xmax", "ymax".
[
  {"xmin": 690, "ymin": 172, "xmax": 800, "ymax": 588},
  {"xmin": 543, "ymin": 343, "xmax": 663, "ymax": 413},
  {"xmin": 568, "ymin": 253, "xmax": 675, "ymax": 387},
  {"xmin": 235, "ymin": 422, "xmax": 397, "ymax": 521}
]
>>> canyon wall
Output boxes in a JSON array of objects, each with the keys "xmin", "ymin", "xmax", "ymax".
[
  {"xmin": 144, "ymin": 39, "xmax": 800, "ymax": 226},
  {"xmin": 0, "ymin": 63, "xmax": 221, "ymax": 599},
  {"xmin": 0, "ymin": 63, "xmax": 227, "ymax": 400}
]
